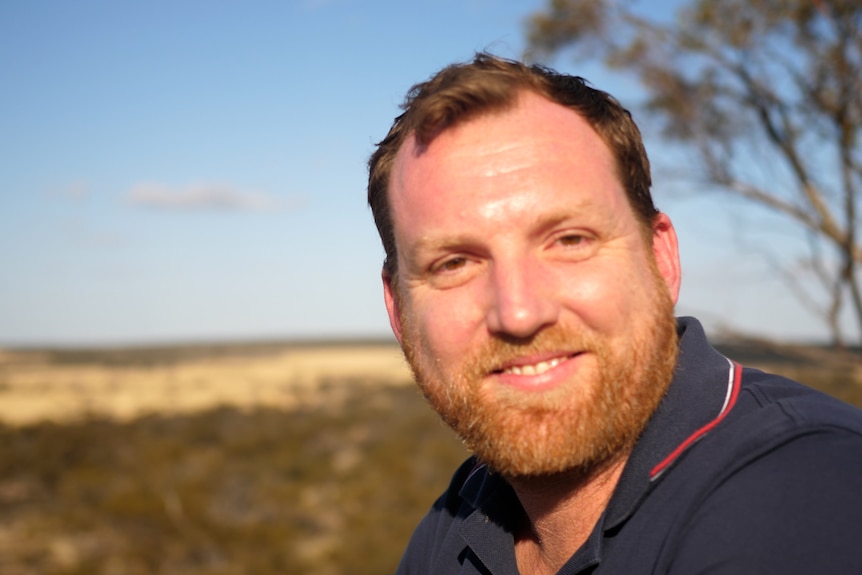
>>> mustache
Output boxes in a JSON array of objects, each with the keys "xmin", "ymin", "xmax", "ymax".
[{"xmin": 462, "ymin": 326, "xmax": 600, "ymax": 377}]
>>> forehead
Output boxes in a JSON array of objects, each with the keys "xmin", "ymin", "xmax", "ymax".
[{"xmin": 389, "ymin": 91, "xmax": 624, "ymax": 220}]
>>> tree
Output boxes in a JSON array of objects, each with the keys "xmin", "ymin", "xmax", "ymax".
[{"xmin": 526, "ymin": 0, "xmax": 862, "ymax": 347}]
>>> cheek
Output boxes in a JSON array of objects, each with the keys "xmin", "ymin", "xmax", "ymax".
[
  {"xmin": 556, "ymin": 260, "xmax": 650, "ymax": 330},
  {"xmin": 409, "ymin": 289, "xmax": 487, "ymax": 360}
]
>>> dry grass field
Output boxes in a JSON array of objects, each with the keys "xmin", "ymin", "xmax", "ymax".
[
  {"xmin": 0, "ymin": 343, "xmax": 414, "ymax": 425},
  {"xmin": 0, "ymin": 339, "xmax": 859, "ymax": 575}
]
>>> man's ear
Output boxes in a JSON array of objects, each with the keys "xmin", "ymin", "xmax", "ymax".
[
  {"xmin": 383, "ymin": 270, "xmax": 404, "ymax": 343},
  {"xmin": 651, "ymin": 213, "xmax": 682, "ymax": 304}
]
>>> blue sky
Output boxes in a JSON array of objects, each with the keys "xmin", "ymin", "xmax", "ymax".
[{"xmin": 0, "ymin": 0, "xmax": 844, "ymax": 346}]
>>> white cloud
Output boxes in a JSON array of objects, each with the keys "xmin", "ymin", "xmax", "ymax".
[{"xmin": 126, "ymin": 183, "xmax": 303, "ymax": 212}]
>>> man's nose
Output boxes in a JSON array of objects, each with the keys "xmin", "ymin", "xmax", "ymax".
[{"xmin": 484, "ymin": 258, "xmax": 559, "ymax": 339}]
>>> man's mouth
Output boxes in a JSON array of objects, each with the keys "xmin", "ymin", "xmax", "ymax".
[
  {"xmin": 502, "ymin": 357, "xmax": 563, "ymax": 376},
  {"xmin": 494, "ymin": 353, "xmax": 579, "ymax": 376}
]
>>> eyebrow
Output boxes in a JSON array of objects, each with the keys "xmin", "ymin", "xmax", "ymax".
[
  {"xmin": 404, "ymin": 203, "xmax": 603, "ymax": 259},
  {"xmin": 405, "ymin": 234, "xmax": 478, "ymax": 261}
]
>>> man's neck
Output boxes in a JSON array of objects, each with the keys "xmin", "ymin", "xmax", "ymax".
[{"xmin": 507, "ymin": 455, "xmax": 628, "ymax": 575}]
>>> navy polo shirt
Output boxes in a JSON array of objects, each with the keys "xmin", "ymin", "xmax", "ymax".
[{"xmin": 395, "ymin": 317, "xmax": 862, "ymax": 574}]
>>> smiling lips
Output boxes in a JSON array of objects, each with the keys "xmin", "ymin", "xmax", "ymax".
[{"xmin": 497, "ymin": 353, "xmax": 578, "ymax": 377}]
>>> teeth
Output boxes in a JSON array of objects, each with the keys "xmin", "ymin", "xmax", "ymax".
[{"xmin": 504, "ymin": 357, "xmax": 563, "ymax": 376}]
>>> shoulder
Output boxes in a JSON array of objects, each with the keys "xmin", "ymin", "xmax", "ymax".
[
  {"xmin": 656, "ymin": 367, "xmax": 862, "ymax": 500},
  {"xmin": 727, "ymin": 367, "xmax": 862, "ymax": 451},
  {"xmin": 667, "ymin": 369, "xmax": 862, "ymax": 572},
  {"xmin": 667, "ymin": 428, "xmax": 862, "ymax": 573},
  {"xmin": 740, "ymin": 366, "xmax": 862, "ymax": 419}
]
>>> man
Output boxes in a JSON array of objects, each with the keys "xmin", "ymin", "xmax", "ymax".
[{"xmin": 367, "ymin": 53, "xmax": 862, "ymax": 574}]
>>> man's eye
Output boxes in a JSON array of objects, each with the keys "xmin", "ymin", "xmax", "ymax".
[
  {"xmin": 558, "ymin": 234, "xmax": 585, "ymax": 246},
  {"xmin": 435, "ymin": 257, "xmax": 467, "ymax": 273}
]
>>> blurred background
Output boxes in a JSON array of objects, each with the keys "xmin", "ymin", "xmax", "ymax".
[{"xmin": 1, "ymin": 1, "xmax": 859, "ymax": 574}]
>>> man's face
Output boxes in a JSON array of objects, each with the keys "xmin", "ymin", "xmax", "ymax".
[{"xmin": 383, "ymin": 91, "xmax": 681, "ymax": 478}]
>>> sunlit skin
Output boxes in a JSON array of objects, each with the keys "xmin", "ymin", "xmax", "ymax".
[
  {"xmin": 384, "ymin": 90, "xmax": 680, "ymax": 411},
  {"xmin": 383, "ymin": 91, "xmax": 682, "ymax": 574}
]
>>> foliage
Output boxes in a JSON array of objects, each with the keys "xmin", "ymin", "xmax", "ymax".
[
  {"xmin": 526, "ymin": 0, "xmax": 862, "ymax": 346},
  {"xmin": 0, "ymin": 385, "xmax": 467, "ymax": 575}
]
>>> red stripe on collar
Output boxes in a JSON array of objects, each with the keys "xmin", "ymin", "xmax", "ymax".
[{"xmin": 649, "ymin": 360, "xmax": 743, "ymax": 481}]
